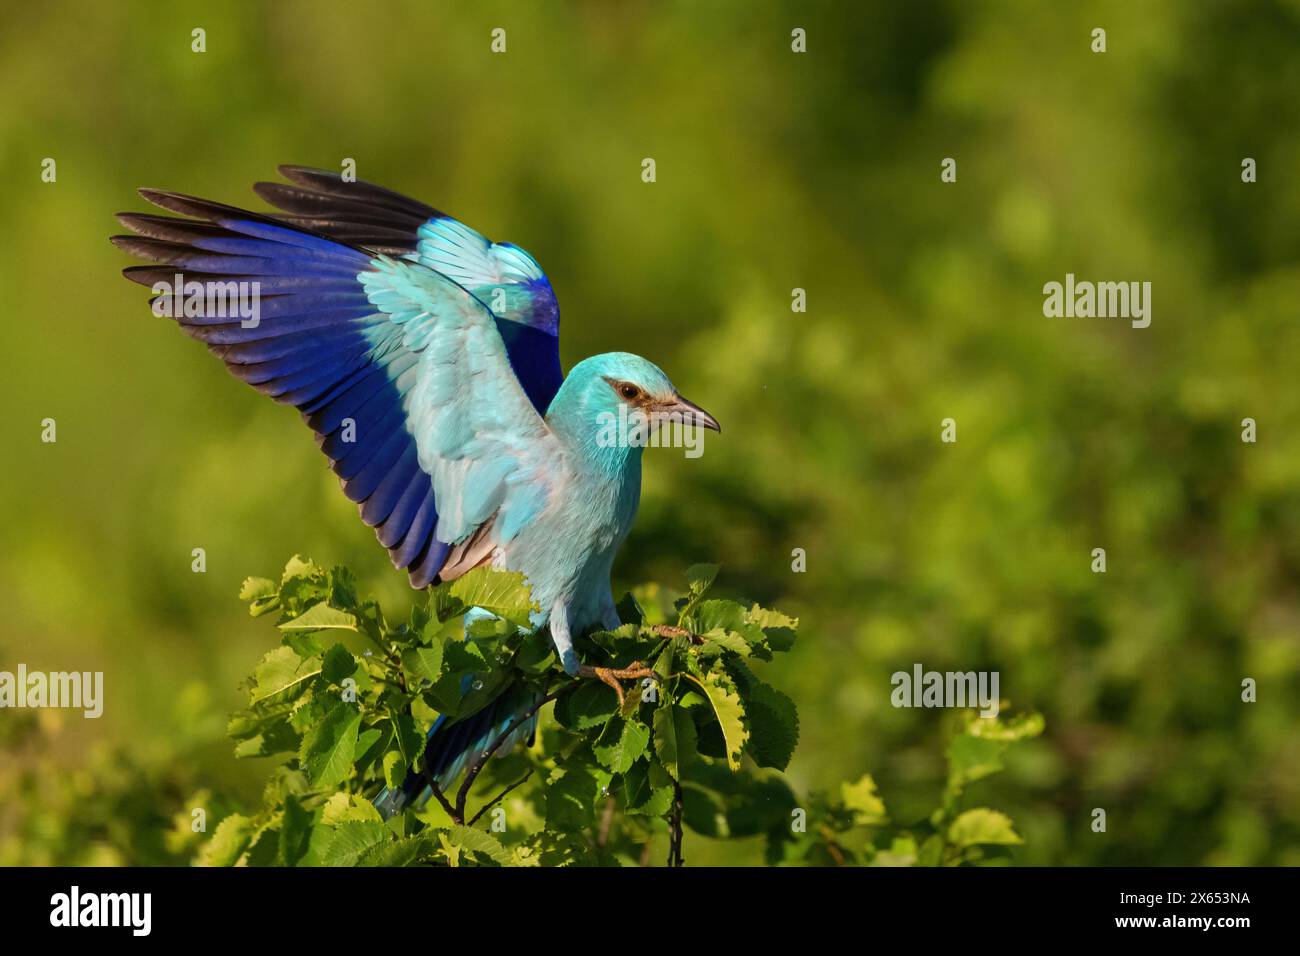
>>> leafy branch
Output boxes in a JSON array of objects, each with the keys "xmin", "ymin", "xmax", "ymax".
[
  {"xmin": 203, "ymin": 556, "xmax": 802, "ymax": 867},
  {"xmin": 1, "ymin": 554, "xmax": 1044, "ymax": 867},
  {"xmin": 183, "ymin": 555, "xmax": 1042, "ymax": 867},
  {"xmin": 768, "ymin": 709, "xmax": 1045, "ymax": 866}
]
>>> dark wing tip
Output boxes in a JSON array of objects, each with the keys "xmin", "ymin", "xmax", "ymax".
[
  {"xmin": 137, "ymin": 188, "xmax": 209, "ymax": 218},
  {"xmin": 137, "ymin": 186, "xmax": 178, "ymax": 202},
  {"xmin": 277, "ymin": 164, "xmax": 333, "ymax": 183},
  {"xmin": 121, "ymin": 264, "xmax": 167, "ymax": 287}
]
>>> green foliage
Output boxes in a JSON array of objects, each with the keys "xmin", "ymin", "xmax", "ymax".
[
  {"xmin": 0, "ymin": 701, "xmax": 234, "ymax": 867},
  {"xmin": 770, "ymin": 709, "xmax": 1045, "ymax": 867},
  {"xmin": 0, "ymin": 555, "xmax": 1045, "ymax": 867},
  {"xmin": 2, "ymin": 1, "xmax": 1298, "ymax": 869},
  {"xmin": 200, "ymin": 556, "xmax": 810, "ymax": 866}
]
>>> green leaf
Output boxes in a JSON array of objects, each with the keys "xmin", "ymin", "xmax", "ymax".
[
  {"xmin": 947, "ymin": 734, "xmax": 1006, "ymax": 789},
  {"xmin": 652, "ymin": 705, "xmax": 697, "ymax": 780},
  {"xmin": 354, "ymin": 727, "xmax": 384, "ymax": 771},
  {"xmin": 242, "ymin": 821, "xmax": 281, "ymax": 867},
  {"xmin": 696, "ymin": 670, "xmax": 748, "ymax": 771},
  {"xmin": 383, "ymin": 751, "xmax": 407, "ymax": 789},
  {"xmin": 443, "ymin": 639, "xmax": 489, "ymax": 673},
  {"xmin": 593, "ymin": 717, "xmax": 650, "ymax": 774},
  {"xmin": 262, "ymin": 766, "xmax": 308, "ymax": 806},
  {"xmin": 680, "ymin": 763, "xmax": 796, "ymax": 839},
  {"xmin": 425, "ymin": 666, "xmax": 507, "ymax": 719},
  {"xmin": 282, "ymin": 631, "xmax": 325, "ymax": 659},
  {"xmin": 746, "ymin": 604, "xmax": 798, "ymax": 653},
  {"xmin": 280, "ymin": 602, "xmax": 358, "ymax": 632},
  {"xmin": 401, "ymin": 644, "xmax": 444, "ymax": 684},
  {"xmin": 322, "ymin": 821, "xmax": 389, "ymax": 866},
  {"xmin": 391, "ymin": 713, "xmax": 425, "ymax": 770},
  {"xmin": 320, "ymin": 792, "xmax": 383, "ymax": 826},
  {"xmin": 281, "ymin": 554, "xmax": 320, "ymax": 582},
  {"xmin": 249, "ymin": 647, "xmax": 321, "ymax": 706},
  {"xmin": 553, "ymin": 681, "xmax": 618, "ymax": 731},
  {"xmin": 917, "ymin": 834, "xmax": 945, "ymax": 867},
  {"xmin": 278, "ymin": 794, "xmax": 313, "ymax": 866},
  {"xmin": 231, "ymin": 720, "xmax": 299, "ymax": 758},
  {"xmin": 948, "ymin": 808, "xmax": 1023, "ymax": 847},
  {"xmin": 964, "ymin": 710, "xmax": 1046, "ymax": 743},
  {"xmin": 653, "ymin": 640, "xmax": 675, "ymax": 682},
  {"xmin": 699, "ymin": 628, "xmax": 752, "ymax": 658},
  {"xmin": 199, "ymin": 814, "xmax": 253, "ymax": 867},
  {"xmin": 446, "ymin": 826, "xmax": 512, "ymax": 866},
  {"xmin": 618, "ymin": 683, "xmax": 645, "ymax": 717},
  {"xmin": 288, "ymin": 688, "xmax": 329, "ymax": 735},
  {"xmin": 623, "ymin": 759, "xmax": 675, "ymax": 816},
  {"xmin": 514, "ymin": 628, "xmax": 556, "ymax": 674},
  {"xmin": 677, "ymin": 563, "xmax": 720, "ymax": 621},
  {"xmin": 327, "ymin": 566, "xmax": 360, "ymax": 609},
  {"xmin": 840, "ymin": 774, "xmax": 888, "ymax": 826},
  {"xmin": 685, "ymin": 563, "xmax": 720, "ymax": 594},
  {"xmin": 240, "ymin": 576, "xmax": 280, "ymax": 617},
  {"xmin": 614, "ymin": 592, "xmax": 644, "ymax": 625},
  {"xmin": 870, "ymin": 836, "xmax": 919, "ymax": 867},
  {"xmin": 278, "ymin": 558, "xmax": 331, "ymax": 615},
  {"xmin": 693, "ymin": 600, "xmax": 761, "ymax": 640},
  {"xmin": 320, "ymin": 643, "xmax": 358, "ymax": 684},
  {"xmin": 357, "ymin": 833, "xmax": 435, "ymax": 867},
  {"xmin": 745, "ymin": 605, "xmax": 797, "ymax": 631},
  {"xmin": 544, "ymin": 759, "xmax": 609, "ymax": 832},
  {"xmin": 729, "ymin": 661, "xmax": 799, "ymax": 771},
  {"xmin": 447, "ymin": 567, "xmax": 536, "ymax": 627},
  {"xmin": 299, "ymin": 701, "xmax": 362, "ymax": 789},
  {"xmin": 239, "ymin": 576, "xmax": 277, "ymax": 602}
]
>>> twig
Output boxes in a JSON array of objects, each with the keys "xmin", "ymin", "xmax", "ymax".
[
  {"xmin": 454, "ymin": 682, "xmax": 578, "ymax": 821},
  {"xmin": 467, "ymin": 769, "xmax": 534, "ymax": 827},
  {"xmin": 817, "ymin": 825, "xmax": 848, "ymax": 867},
  {"xmin": 422, "ymin": 772, "xmax": 461, "ymax": 825},
  {"xmin": 597, "ymin": 795, "xmax": 616, "ymax": 847},
  {"xmin": 667, "ymin": 778, "xmax": 685, "ymax": 867}
]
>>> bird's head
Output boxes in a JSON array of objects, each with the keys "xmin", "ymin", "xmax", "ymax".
[{"xmin": 549, "ymin": 352, "xmax": 720, "ymax": 460}]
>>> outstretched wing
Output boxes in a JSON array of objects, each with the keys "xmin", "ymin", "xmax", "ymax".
[
  {"xmin": 113, "ymin": 182, "xmax": 565, "ymax": 588},
  {"xmin": 254, "ymin": 166, "xmax": 562, "ymax": 413}
]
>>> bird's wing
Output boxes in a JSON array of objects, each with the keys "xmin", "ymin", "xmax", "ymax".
[
  {"xmin": 253, "ymin": 166, "xmax": 562, "ymax": 413},
  {"xmin": 114, "ymin": 189, "xmax": 564, "ymax": 588}
]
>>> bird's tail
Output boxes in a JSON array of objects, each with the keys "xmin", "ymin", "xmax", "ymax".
[{"xmin": 373, "ymin": 679, "xmax": 540, "ymax": 819}]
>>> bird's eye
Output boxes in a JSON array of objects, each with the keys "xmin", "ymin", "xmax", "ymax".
[{"xmin": 618, "ymin": 383, "xmax": 640, "ymax": 400}]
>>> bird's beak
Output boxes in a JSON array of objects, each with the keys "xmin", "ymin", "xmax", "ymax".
[{"xmin": 656, "ymin": 393, "xmax": 721, "ymax": 433}]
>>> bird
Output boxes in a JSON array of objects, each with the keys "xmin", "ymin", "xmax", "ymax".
[{"xmin": 113, "ymin": 165, "xmax": 719, "ymax": 815}]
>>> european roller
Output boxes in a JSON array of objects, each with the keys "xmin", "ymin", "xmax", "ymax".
[{"xmin": 114, "ymin": 166, "xmax": 719, "ymax": 815}]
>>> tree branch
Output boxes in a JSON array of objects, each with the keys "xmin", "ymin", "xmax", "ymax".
[
  {"xmin": 667, "ymin": 778, "xmax": 685, "ymax": 867},
  {"xmin": 422, "ymin": 770, "xmax": 461, "ymax": 825},
  {"xmin": 597, "ymin": 795, "xmax": 616, "ymax": 847},
  {"xmin": 454, "ymin": 682, "xmax": 578, "ymax": 821},
  {"xmin": 467, "ymin": 769, "xmax": 534, "ymax": 827}
]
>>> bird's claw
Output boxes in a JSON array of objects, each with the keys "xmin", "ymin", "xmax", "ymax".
[{"xmin": 578, "ymin": 660, "xmax": 658, "ymax": 706}]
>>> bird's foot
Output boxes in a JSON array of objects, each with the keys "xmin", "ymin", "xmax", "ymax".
[
  {"xmin": 578, "ymin": 661, "xmax": 658, "ymax": 706},
  {"xmin": 650, "ymin": 624, "xmax": 704, "ymax": 646}
]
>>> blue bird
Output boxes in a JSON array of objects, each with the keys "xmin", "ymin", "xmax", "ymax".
[{"xmin": 114, "ymin": 166, "xmax": 719, "ymax": 815}]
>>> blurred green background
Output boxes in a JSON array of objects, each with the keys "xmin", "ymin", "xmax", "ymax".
[{"xmin": 3, "ymin": 0, "xmax": 1300, "ymax": 865}]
